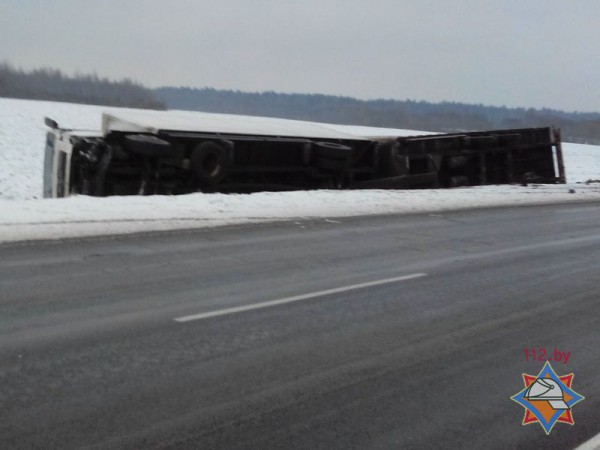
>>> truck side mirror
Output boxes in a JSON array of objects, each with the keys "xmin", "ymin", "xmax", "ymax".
[{"xmin": 44, "ymin": 117, "xmax": 59, "ymax": 129}]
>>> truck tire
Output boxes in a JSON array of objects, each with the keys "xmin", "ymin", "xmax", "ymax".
[
  {"xmin": 124, "ymin": 134, "xmax": 172, "ymax": 158},
  {"xmin": 191, "ymin": 141, "xmax": 229, "ymax": 186}
]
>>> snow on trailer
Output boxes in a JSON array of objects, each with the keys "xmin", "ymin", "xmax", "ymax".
[
  {"xmin": 101, "ymin": 110, "xmax": 370, "ymax": 141},
  {"xmin": 43, "ymin": 110, "xmax": 565, "ymax": 198}
]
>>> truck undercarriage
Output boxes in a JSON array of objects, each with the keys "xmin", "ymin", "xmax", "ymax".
[{"xmin": 44, "ymin": 112, "xmax": 565, "ymax": 198}]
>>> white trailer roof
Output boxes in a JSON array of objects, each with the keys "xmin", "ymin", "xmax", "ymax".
[{"xmin": 101, "ymin": 109, "xmax": 371, "ymax": 141}]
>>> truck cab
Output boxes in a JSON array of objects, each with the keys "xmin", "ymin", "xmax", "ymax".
[{"xmin": 44, "ymin": 119, "xmax": 103, "ymax": 198}]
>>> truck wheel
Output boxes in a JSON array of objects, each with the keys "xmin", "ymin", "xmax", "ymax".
[
  {"xmin": 124, "ymin": 134, "xmax": 172, "ymax": 157},
  {"xmin": 191, "ymin": 142, "xmax": 229, "ymax": 186}
]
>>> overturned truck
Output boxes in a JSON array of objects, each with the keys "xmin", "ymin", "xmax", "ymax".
[{"xmin": 44, "ymin": 110, "xmax": 565, "ymax": 197}]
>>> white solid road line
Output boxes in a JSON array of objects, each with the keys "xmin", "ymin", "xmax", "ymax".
[
  {"xmin": 575, "ymin": 432, "xmax": 600, "ymax": 450},
  {"xmin": 174, "ymin": 273, "xmax": 427, "ymax": 323}
]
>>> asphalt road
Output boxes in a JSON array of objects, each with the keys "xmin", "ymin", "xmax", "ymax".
[{"xmin": 1, "ymin": 202, "xmax": 599, "ymax": 449}]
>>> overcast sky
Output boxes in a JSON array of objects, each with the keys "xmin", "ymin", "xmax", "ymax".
[{"xmin": 1, "ymin": 0, "xmax": 598, "ymax": 112}]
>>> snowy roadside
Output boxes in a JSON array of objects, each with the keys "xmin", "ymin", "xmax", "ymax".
[
  {"xmin": 1, "ymin": 98, "xmax": 599, "ymax": 243},
  {"xmin": 2, "ymin": 184, "xmax": 599, "ymax": 243}
]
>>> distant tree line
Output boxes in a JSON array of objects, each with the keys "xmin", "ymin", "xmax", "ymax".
[
  {"xmin": 0, "ymin": 62, "xmax": 164, "ymax": 109},
  {"xmin": 156, "ymin": 87, "xmax": 600, "ymax": 145},
  {"xmin": 1, "ymin": 61, "xmax": 598, "ymax": 144}
]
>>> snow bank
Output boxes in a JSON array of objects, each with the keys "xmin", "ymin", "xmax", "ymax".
[
  {"xmin": 561, "ymin": 142, "xmax": 600, "ymax": 183},
  {"xmin": 1, "ymin": 184, "xmax": 599, "ymax": 243},
  {"xmin": 1, "ymin": 97, "xmax": 599, "ymax": 243}
]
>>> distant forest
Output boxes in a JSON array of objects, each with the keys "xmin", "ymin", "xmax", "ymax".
[
  {"xmin": 1, "ymin": 63, "xmax": 599, "ymax": 144},
  {"xmin": 0, "ymin": 63, "xmax": 164, "ymax": 109},
  {"xmin": 156, "ymin": 87, "xmax": 600, "ymax": 145}
]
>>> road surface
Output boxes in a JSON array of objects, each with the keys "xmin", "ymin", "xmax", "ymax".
[{"xmin": 1, "ymin": 202, "xmax": 599, "ymax": 449}]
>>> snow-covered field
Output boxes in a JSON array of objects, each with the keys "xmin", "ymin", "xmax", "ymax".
[{"xmin": 1, "ymin": 97, "xmax": 599, "ymax": 243}]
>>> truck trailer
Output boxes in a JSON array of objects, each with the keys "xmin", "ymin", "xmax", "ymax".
[{"xmin": 43, "ymin": 109, "xmax": 565, "ymax": 198}]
